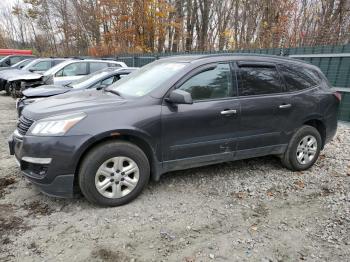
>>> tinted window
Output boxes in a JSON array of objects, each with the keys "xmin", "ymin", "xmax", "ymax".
[
  {"xmin": 238, "ymin": 66, "xmax": 282, "ymax": 96},
  {"xmin": 90, "ymin": 62, "xmax": 108, "ymax": 73},
  {"xmin": 179, "ymin": 64, "xmax": 233, "ymax": 101},
  {"xmin": 31, "ymin": 61, "xmax": 51, "ymax": 71},
  {"xmin": 57, "ymin": 62, "xmax": 88, "ymax": 77},
  {"xmin": 53, "ymin": 59, "xmax": 64, "ymax": 66},
  {"xmin": 279, "ymin": 64, "xmax": 319, "ymax": 91},
  {"xmin": 108, "ymin": 63, "xmax": 121, "ymax": 68}
]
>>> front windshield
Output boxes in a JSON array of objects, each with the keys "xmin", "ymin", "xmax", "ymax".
[
  {"xmin": 69, "ymin": 70, "xmax": 111, "ymax": 89},
  {"xmin": 12, "ymin": 59, "xmax": 32, "ymax": 68},
  {"xmin": 109, "ymin": 61, "xmax": 187, "ymax": 97}
]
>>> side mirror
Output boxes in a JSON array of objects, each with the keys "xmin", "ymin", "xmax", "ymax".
[
  {"xmin": 96, "ymin": 84, "xmax": 108, "ymax": 90},
  {"xmin": 166, "ymin": 89, "xmax": 193, "ymax": 104}
]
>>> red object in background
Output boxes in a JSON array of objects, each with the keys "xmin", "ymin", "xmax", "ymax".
[
  {"xmin": 0, "ymin": 49, "xmax": 33, "ymax": 55},
  {"xmin": 333, "ymin": 91, "xmax": 342, "ymax": 102}
]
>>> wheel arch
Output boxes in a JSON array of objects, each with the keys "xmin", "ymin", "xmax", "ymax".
[
  {"xmin": 73, "ymin": 129, "xmax": 160, "ymax": 190},
  {"xmin": 302, "ymin": 118, "xmax": 327, "ymax": 148}
]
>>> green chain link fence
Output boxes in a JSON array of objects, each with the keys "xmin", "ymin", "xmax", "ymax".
[{"xmin": 113, "ymin": 44, "xmax": 350, "ymax": 122}]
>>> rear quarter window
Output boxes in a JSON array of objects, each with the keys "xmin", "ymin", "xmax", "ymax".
[{"xmin": 279, "ymin": 64, "xmax": 321, "ymax": 92}]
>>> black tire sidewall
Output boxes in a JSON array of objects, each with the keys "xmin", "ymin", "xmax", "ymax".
[
  {"xmin": 79, "ymin": 141, "xmax": 150, "ymax": 207},
  {"xmin": 288, "ymin": 126, "xmax": 322, "ymax": 171}
]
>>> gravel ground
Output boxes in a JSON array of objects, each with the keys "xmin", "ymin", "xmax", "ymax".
[{"xmin": 0, "ymin": 93, "xmax": 349, "ymax": 262}]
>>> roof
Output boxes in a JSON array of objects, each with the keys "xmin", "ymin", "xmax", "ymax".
[{"xmin": 160, "ymin": 53, "xmax": 315, "ymax": 68}]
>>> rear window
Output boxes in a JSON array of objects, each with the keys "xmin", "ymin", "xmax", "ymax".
[
  {"xmin": 238, "ymin": 66, "xmax": 282, "ymax": 96},
  {"xmin": 279, "ymin": 64, "xmax": 321, "ymax": 91}
]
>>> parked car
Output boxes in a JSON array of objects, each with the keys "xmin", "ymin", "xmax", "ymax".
[
  {"xmin": 0, "ymin": 54, "xmax": 35, "ymax": 68},
  {"xmin": 0, "ymin": 58, "xmax": 36, "ymax": 72},
  {"xmin": 8, "ymin": 54, "xmax": 340, "ymax": 206},
  {"xmin": 16, "ymin": 67, "xmax": 138, "ymax": 116},
  {"xmin": 0, "ymin": 58, "xmax": 67, "ymax": 95},
  {"xmin": 8, "ymin": 59, "xmax": 128, "ymax": 97}
]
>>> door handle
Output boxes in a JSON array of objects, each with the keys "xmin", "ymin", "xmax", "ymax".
[
  {"xmin": 279, "ymin": 104, "xmax": 292, "ymax": 109},
  {"xmin": 221, "ymin": 109, "xmax": 237, "ymax": 115}
]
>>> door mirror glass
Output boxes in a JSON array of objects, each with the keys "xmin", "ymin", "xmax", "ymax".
[{"xmin": 167, "ymin": 89, "xmax": 193, "ymax": 104}]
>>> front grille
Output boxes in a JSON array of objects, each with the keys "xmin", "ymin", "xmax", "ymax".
[{"xmin": 17, "ymin": 116, "xmax": 34, "ymax": 136}]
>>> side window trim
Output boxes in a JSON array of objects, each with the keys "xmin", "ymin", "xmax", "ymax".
[
  {"xmin": 277, "ymin": 63, "xmax": 320, "ymax": 93},
  {"xmin": 237, "ymin": 62, "xmax": 285, "ymax": 97},
  {"xmin": 174, "ymin": 62, "xmax": 237, "ymax": 103}
]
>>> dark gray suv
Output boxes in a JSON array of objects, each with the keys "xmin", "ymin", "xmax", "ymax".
[{"xmin": 8, "ymin": 54, "xmax": 340, "ymax": 206}]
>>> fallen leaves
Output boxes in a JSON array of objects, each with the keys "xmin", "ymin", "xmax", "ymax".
[{"xmin": 294, "ymin": 180, "xmax": 305, "ymax": 189}]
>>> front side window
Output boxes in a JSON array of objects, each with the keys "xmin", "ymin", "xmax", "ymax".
[
  {"xmin": 179, "ymin": 63, "xmax": 233, "ymax": 101},
  {"xmin": 10, "ymin": 56, "xmax": 22, "ymax": 65},
  {"xmin": 56, "ymin": 62, "xmax": 88, "ymax": 77},
  {"xmin": 279, "ymin": 64, "xmax": 319, "ymax": 91},
  {"xmin": 238, "ymin": 66, "xmax": 282, "ymax": 96}
]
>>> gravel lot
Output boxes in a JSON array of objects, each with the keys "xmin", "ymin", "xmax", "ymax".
[{"xmin": 0, "ymin": 93, "xmax": 349, "ymax": 262}]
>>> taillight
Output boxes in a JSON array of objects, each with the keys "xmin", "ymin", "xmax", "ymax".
[{"xmin": 333, "ymin": 91, "xmax": 342, "ymax": 102}]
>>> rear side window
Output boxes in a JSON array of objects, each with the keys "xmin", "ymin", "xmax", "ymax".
[
  {"xmin": 279, "ymin": 64, "xmax": 320, "ymax": 91},
  {"xmin": 108, "ymin": 63, "xmax": 121, "ymax": 68},
  {"xmin": 90, "ymin": 62, "xmax": 108, "ymax": 73},
  {"xmin": 238, "ymin": 66, "xmax": 282, "ymax": 96},
  {"xmin": 53, "ymin": 59, "xmax": 64, "ymax": 66},
  {"xmin": 56, "ymin": 62, "xmax": 88, "ymax": 77},
  {"xmin": 31, "ymin": 61, "xmax": 51, "ymax": 71}
]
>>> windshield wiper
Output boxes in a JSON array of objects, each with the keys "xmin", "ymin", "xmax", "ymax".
[{"xmin": 104, "ymin": 88, "xmax": 123, "ymax": 97}]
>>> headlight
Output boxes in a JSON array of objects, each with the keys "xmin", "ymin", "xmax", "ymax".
[
  {"xmin": 28, "ymin": 112, "xmax": 86, "ymax": 136},
  {"xmin": 23, "ymin": 97, "xmax": 45, "ymax": 105}
]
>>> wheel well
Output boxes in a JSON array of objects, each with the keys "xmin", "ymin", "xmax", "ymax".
[
  {"xmin": 73, "ymin": 135, "xmax": 155, "ymax": 190},
  {"xmin": 303, "ymin": 119, "xmax": 326, "ymax": 148}
]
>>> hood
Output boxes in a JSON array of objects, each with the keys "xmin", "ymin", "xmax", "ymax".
[
  {"xmin": 0, "ymin": 67, "xmax": 14, "ymax": 71},
  {"xmin": 23, "ymin": 85, "xmax": 71, "ymax": 98},
  {"xmin": 23, "ymin": 89, "xmax": 126, "ymax": 120},
  {"xmin": 0, "ymin": 69, "xmax": 42, "ymax": 81}
]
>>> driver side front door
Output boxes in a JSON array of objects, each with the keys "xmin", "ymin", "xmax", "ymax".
[{"xmin": 161, "ymin": 63, "xmax": 241, "ymax": 169}]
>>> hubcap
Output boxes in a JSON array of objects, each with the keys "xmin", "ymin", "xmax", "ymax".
[
  {"xmin": 95, "ymin": 156, "xmax": 140, "ymax": 199},
  {"xmin": 296, "ymin": 135, "xmax": 318, "ymax": 165}
]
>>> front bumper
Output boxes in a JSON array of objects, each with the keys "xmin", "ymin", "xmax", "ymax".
[{"xmin": 8, "ymin": 132, "xmax": 91, "ymax": 198}]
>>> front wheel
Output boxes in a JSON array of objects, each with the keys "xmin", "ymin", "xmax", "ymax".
[
  {"xmin": 281, "ymin": 125, "xmax": 322, "ymax": 171},
  {"xmin": 79, "ymin": 141, "xmax": 150, "ymax": 207}
]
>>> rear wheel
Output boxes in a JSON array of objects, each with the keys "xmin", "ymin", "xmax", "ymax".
[
  {"xmin": 79, "ymin": 141, "xmax": 150, "ymax": 206},
  {"xmin": 281, "ymin": 125, "xmax": 322, "ymax": 171}
]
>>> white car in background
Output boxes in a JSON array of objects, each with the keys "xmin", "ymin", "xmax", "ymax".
[
  {"xmin": 7, "ymin": 59, "xmax": 128, "ymax": 97},
  {"xmin": 43, "ymin": 59, "xmax": 128, "ymax": 86}
]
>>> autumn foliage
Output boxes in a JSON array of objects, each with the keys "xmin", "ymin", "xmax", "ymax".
[{"xmin": 0, "ymin": 0, "xmax": 349, "ymax": 56}]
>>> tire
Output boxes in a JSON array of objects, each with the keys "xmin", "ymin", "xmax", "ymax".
[
  {"xmin": 4, "ymin": 83, "xmax": 11, "ymax": 96},
  {"xmin": 79, "ymin": 141, "xmax": 150, "ymax": 207},
  {"xmin": 281, "ymin": 125, "xmax": 322, "ymax": 171}
]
